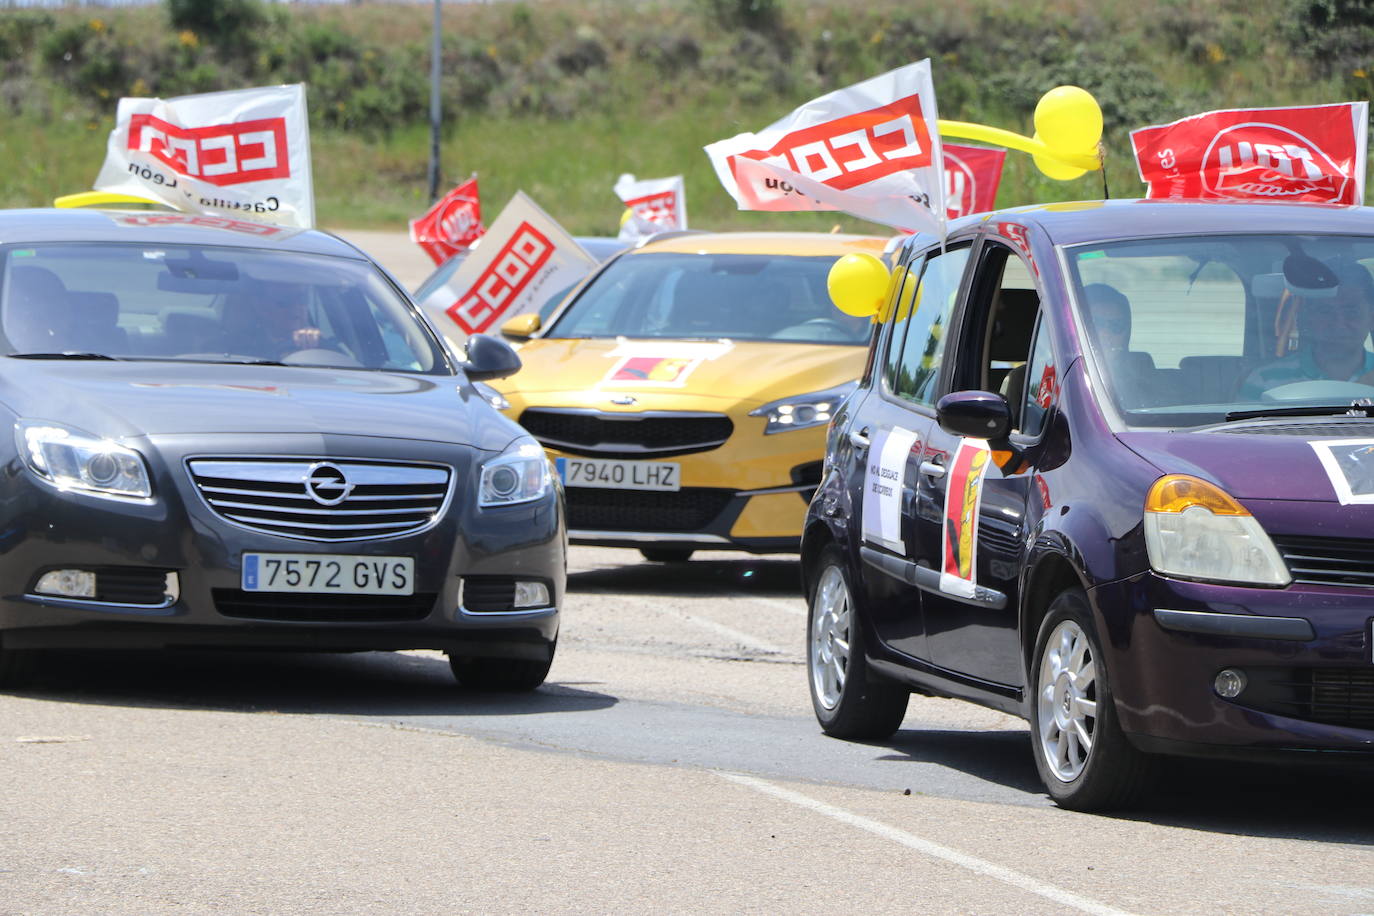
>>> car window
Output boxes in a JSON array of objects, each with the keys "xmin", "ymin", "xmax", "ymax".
[
  {"xmin": 892, "ymin": 246, "xmax": 971, "ymax": 406},
  {"xmin": 880, "ymin": 256, "xmax": 924, "ymax": 390},
  {"xmin": 1067, "ymin": 233, "xmax": 1374, "ymax": 425},
  {"xmin": 547, "ymin": 252, "xmax": 874, "ymax": 345},
  {"xmin": 0, "ymin": 243, "xmax": 447, "ymax": 373}
]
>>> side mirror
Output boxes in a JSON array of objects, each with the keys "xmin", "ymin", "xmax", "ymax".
[
  {"xmin": 462, "ymin": 333, "xmax": 522, "ymax": 381},
  {"xmin": 936, "ymin": 390, "xmax": 1010, "ymax": 440},
  {"xmin": 499, "ymin": 312, "xmax": 542, "ymax": 340}
]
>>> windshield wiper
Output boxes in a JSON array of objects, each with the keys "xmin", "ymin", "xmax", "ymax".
[
  {"xmin": 8, "ymin": 352, "xmax": 120, "ymax": 360},
  {"xmin": 1225, "ymin": 402, "xmax": 1374, "ymax": 422}
]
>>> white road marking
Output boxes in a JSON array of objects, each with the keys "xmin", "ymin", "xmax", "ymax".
[{"xmin": 718, "ymin": 772, "xmax": 1135, "ymax": 916}]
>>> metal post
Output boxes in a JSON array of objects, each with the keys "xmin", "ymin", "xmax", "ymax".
[{"xmin": 426, "ymin": 0, "xmax": 442, "ymax": 203}]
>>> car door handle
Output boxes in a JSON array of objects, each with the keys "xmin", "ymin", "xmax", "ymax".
[
  {"xmin": 920, "ymin": 457, "xmax": 946, "ymax": 479},
  {"xmin": 849, "ymin": 428, "xmax": 871, "ymax": 450}
]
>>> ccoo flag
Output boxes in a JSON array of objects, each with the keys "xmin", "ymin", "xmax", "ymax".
[
  {"xmin": 704, "ymin": 60, "xmax": 946, "ymax": 235},
  {"xmin": 93, "ymin": 84, "xmax": 315, "ymax": 228}
]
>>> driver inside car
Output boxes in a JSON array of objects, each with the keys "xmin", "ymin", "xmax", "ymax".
[
  {"xmin": 1238, "ymin": 260, "xmax": 1374, "ymax": 399},
  {"xmin": 219, "ymin": 281, "xmax": 326, "ymax": 360}
]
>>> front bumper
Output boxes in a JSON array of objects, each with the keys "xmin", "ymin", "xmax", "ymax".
[
  {"xmin": 1091, "ymin": 572, "xmax": 1374, "ymax": 756},
  {"xmin": 0, "ymin": 432, "xmax": 563, "ymax": 659}
]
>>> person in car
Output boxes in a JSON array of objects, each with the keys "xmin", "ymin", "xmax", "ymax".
[
  {"xmin": 1238, "ymin": 261, "xmax": 1374, "ymax": 399},
  {"xmin": 1083, "ymin": 283, "xmax": 1132, "ymax": 352},
  {"xmin": 218, "ymin": 282, "xmax": 325, "ymax": 360}
]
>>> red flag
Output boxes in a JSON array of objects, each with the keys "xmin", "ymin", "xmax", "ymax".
[
  {"xmin": 1131, "ymin": 103, "xmax": 1368, "ymax": 205},
  {"xmin": 410, "ymin": 177, "xmax": 485, "ymax": 266},
  {"xmin": 943, "ymin": 143, "xmax": 1005, "ymax": 219}
]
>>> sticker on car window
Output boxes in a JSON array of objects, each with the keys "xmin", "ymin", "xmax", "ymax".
[
  {"xmin": 941, "ymin": 438, "xmax": 992, "ymax": 598},
  {"xmin": 1310, "ymin": 438, "xmax": 1374, "ymax": 504},
  {"xmin": 860, "ymin": 427, "xmax": 922, "ymax": 552}
]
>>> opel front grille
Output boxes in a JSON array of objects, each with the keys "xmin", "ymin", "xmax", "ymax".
[{"xmin": 187, "ymin": 458, "xmax": 452, "ymax": 542}]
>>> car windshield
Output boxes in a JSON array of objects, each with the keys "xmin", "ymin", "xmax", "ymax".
[
  {"xmin": 0, "ymin": 242, "xmax": 447, "ymax": 372},
  {"xmin": 546, "ymin": 252, "xmax": 871, "ymax": 344},
  {"xmin": 1066, "ymin": 233, "xmax": 1374, "ymax": 428}
]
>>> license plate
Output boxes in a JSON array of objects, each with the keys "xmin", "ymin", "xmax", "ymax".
[
  {"xmin": 242, "ymin": 553, "xmax": 415, "ymax": 595},
  {"xmin": 555, "ymin": 457, "xmax": 681, "ymax": 491}
]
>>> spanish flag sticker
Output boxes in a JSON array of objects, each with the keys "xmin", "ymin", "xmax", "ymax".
[
  {"xmin": 940, "ymin": 438, "xmax": 992, "ymax": 597},
  {"xmin": 605, "ymin": 355, "xmax": 701, "ymax": 386}
]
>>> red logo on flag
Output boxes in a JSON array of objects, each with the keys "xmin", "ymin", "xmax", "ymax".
[
  {"xmin": 1132, "ymin": 104, "xmax": 1366, "ymax": 205},
  {"xmin": 114, "ymin": 213, "xmax": 287, "ymax": 236},
  {"xmin": 625, "ymin": 190, "xmax": 679, "ymax": 227},
  {"xmin": 943, "ymin": 144, "xmax": 1006, "ymax": 219},
  {"xmin": 729, "ymin": 94, "xmax": 933, "ymax": 192},
  {"xmin": 446, "ymin": 222, "xmax": 552, "ymax": 335},
  {"xmin": 128, "ymin": 114, "xmax": 289, "ymax": 187},
  {"xmin": 411, "ymin": 178, "xmax": 486, "ymax": 266}
]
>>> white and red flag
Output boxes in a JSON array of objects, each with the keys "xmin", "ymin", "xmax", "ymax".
[
  {"xmin": 416, "ymin": 191, "xmax": 599, "ymax": 346},
  {"xmin": 943, "ymin": 143, "xmax": 1005, "ymax": 219},
  {"xmin": 615, "ymin": 173, "xmax": 687, "ymax": 242},
  {"xmin": 1131, "ymin": 103, "xmax": 1368, "ymax": 205},
  {"xmin": 410, "ymin": 177, "xmax": 485, "ymax": 266},
  {"xmin": 93, "ymin": 84, "xmax": 315, "ymax": 228},
  {"xmin": 704, "ymin": 60, "xmax": 945, "ymax": 235}
]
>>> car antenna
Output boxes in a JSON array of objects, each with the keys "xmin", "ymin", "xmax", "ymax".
[{"xmin": 1099, "ymin": 143, "xmax": 1111, "ymax": 200}]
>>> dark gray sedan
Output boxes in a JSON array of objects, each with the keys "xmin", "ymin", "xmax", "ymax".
[{"xmin": 0, "ymin": 208, "xmax": 563, "ymax": 690}]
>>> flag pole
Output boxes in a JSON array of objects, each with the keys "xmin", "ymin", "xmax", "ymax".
[{"xmin": 426, "ymin": 0, "xmax": 442, "ymax": 203}]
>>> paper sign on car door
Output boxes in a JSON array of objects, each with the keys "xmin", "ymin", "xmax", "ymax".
[{"xmin": 861, "ymin": 427, "xmax": 921, "ymax": 552}]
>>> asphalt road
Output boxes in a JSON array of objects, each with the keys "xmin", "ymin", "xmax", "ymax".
[{"xmin": 2, "ymin": 234, "xmax": 1371, "ymax": 914}]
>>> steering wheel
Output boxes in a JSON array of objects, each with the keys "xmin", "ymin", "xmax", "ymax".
[
  {"xmin": 282, "ymin": 348, "xmax": 364, "ymax": 368},
  {"xmin": 1261, "ymin": 379, "xmax": 1374, "ymax": 401}
]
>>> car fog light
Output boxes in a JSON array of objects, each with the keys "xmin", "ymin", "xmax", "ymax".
[
  {"xmin": 514, "ymin": 581, "xmax": 550, "ymax": 608},
  {"xmin": 1214, "ymin": 668, "xmax": 1247, "ymax": 699},
  {"xmin": 34, "ymin": 569, "xmax": 97, "ymax": 599}
]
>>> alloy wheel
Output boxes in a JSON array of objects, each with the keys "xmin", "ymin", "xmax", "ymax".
[
  {"xmin": 1036, "ymin": 618, "xmax": 1099, "ymax": 782},
  {"xmin": 809, "ymin": 565, "xmax": 851, "ymax": 710}
]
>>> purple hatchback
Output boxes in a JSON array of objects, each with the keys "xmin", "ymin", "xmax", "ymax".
[{"xmin": 804, "ymin": 200, "xmax": 1374, "ymax": 810}]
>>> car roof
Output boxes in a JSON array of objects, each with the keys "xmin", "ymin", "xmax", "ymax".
[
  {"xmin": 0, "ymin": 208, "xmax": 367, "ymax": 259},
  {"xmin": 987, "ymin": 199, "xmax": 1374, "ymax": 247},
  {"xmin": 626, "ymin": 230, "xmax": 890, "ymax": 257}
]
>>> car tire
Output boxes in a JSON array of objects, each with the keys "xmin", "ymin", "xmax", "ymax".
[
  {"xmin": 639, "ymin": 547, "xmax": 694, "ymax": 563},
  {"xmin": 447, "ymin": 648, "xmax": 554, "ymax": 692},
  {"xmin": 1030, "ymin": 588, "xmax": 1157, "ymax": 811},
  {"xmin": 807, "ymin": 545, "xmax": 909, "ymax": 740}
]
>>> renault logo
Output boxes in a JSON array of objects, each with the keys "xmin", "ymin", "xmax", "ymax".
[{"xmin": 304, "ymin": 462, "xmax": 354, "ymax": 506}]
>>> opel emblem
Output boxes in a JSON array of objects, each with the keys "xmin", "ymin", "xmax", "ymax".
[
  {"xmin": 304, "ymin": 462, "xmax": 354, "ymax": 506},
  {"xmin": 610, "ymin": 395, "xmax": 637, "ymax": 406}
]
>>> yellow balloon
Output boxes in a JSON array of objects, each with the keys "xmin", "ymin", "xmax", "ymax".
[
  {"xmin": 1032, "ymin": 131, "xmax": 1089, "ymax": 181},
  {"xmin": 828, "ymin": 253, "xmax": 890, "ymax": 318},
  {"xmin": 1034, "ymin": 85, "xmax": 1103, "ymax": 153}
]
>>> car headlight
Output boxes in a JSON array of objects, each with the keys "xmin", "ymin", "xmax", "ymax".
[
  {"xmin": 16, "ymin": 421, "xmax": 152, "ymax": 500},
  {"xmin": 749, "ymin": 381, "xmax": 857, "ymax": 435},
  {"xmin": 1143, "ymin": 475, "xmax": 1290, "ymax": 586},
  {"xmin": 479, "ymin": 438, "xmax": 552, "ymax": 507}
]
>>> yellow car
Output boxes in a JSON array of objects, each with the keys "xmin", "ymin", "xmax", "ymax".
[{"xmin": 493, "ymin": 231, "xmax": 891, "ymax": 562}]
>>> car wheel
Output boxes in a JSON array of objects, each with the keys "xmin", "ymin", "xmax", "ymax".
[
  {"xmin": 1030, "ymin": 588, "xmax": 1156, "ymax": 811},
  {"xmin": 639, "ymin": 547, "xmax": 694, "ymax": 563},
  {"xmin": 448, "ymin": 649, "xmax": 553, "ymax": 692},
  {"xmin": 807, "ymin": 545, "xmax": 908, "ymax": 739}
]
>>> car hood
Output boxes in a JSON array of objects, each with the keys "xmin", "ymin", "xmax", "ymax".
[
  {"xmin": 494, "ymin": 337, "xmax": 865, "ymax": 409},
  {"xmin": 1117, "ymin": 427, "xmax": 1358, "ymax": 503},
  {"xmin": 0, "ymin": 359, "xmax": 515, "ymax": 448}
]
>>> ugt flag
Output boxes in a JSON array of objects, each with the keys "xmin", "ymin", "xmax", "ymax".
[
  {"xmin": 410, "ymin": 177, "xmax": 485, "ymax": 266},
  {"xmin": 1131, "ymin": 103, "xmax": 1368, "ymax": 205},
  {"xmin": 704, "ymin": 60, "xmax": 945, "ymax": 235},
  {"xmin": 943, "ymin": 144, "xmax": 1005, "ymax": 219},
  {"xmin": 615, "ymin": 173, "xmax": 687, "ymax": 242},
  {"xmin": 417, "ymin": 191, "xmax": 599, "ymax": 346},
  {"xmin": 94, "ymin": 84, "xmax": 315, "ymax": 229}
]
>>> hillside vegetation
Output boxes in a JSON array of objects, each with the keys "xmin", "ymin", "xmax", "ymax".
[{"xmin": 0, "ymin": 0, "xmax": 1370, "ymax": 232}]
